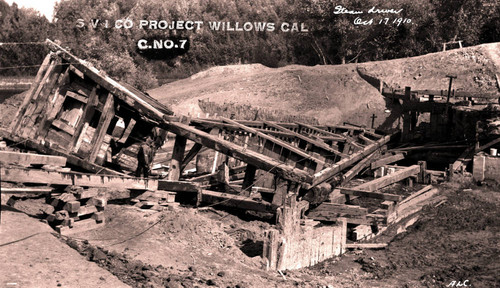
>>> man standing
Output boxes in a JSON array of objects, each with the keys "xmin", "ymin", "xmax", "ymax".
[{"xmin": 136, "ymin": 136, "xmax": 154, "ymax": 177}]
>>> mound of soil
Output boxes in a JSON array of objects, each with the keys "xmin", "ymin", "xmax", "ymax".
[{"xmin": 149, "ymin": 43, "xmax": 500, "ymax": 128}]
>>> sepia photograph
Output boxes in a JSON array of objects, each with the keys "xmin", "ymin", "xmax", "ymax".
[{"xmin": 0, "ymin": 0, "xmax": 499, "ymax": 287}]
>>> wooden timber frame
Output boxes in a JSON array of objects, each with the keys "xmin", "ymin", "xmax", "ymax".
[
  {"xmin": 7, "ymin": 39, "xmax": 174, "ymax": 175},
  {"xmin": 5, "ymin": 39, "xmax": 393, "ymax": 214},
  {"xmin": 2, "ymin": 39, "xmax": 457, "ymax": 272}
]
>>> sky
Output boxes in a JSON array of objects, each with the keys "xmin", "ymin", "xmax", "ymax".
[{"xmin": 4, "ymin": 0, "xmax": 60, "ymax": 20}]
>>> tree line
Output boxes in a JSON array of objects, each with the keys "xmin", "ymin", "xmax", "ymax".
[{"xmin": 1, "ymin": 0, "xmax": 499, "ymax": 90}]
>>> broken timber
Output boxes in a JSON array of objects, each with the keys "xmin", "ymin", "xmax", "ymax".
[
  {"xmin": 1, "ymin": 167, "xmax": 158, "ymax": 190},
  {"xmin": 352, "ymin": 165, "xmax": 420, "ymax": 192},
  {"xmin": 306, "ymin": 134, "xmax": 393, "ymax": 189},
  {"xmin": 0, "ymin": 150, "xmax": 67, "ymax": 167}
]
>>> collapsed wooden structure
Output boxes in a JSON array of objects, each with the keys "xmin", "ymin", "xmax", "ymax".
[{"xmin": 3, "ymin": 39, "xmax": 485, "ymax": 271}]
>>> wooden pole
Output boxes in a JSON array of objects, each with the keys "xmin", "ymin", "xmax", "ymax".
[
  {"xmin": 241, "ymin": 164, "xmax": 257, "ymax": 196},
  {"xmin": 88, "ymin": 93, "xmax": 115, "ymax": 163},
  {"xmin": 168, "ymin": 135, "xmax": 187, "ymax": 181}
]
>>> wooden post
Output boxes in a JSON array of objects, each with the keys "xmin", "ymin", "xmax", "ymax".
[
  {"xmin": 71, "ymin": 86, "xmax": 98, "ymax": 152},
  {"xmin": 10, "ymin": 53, "xmax": 52, "ymax": 133},
  {"xmin": 371, "ymin": 114, "xmax": 377, "ymax": 129},
  {"xmin": 88, "ymin": 93, "xmax": 115, "ymax": 163},
  {"xmin": 272, "ymin": 177, "xmax": 288, "ymax": 207},
  {"xmin": 448, "ymin": 163, "xmax": 454, "ymax": 181},
  {"xmin": 180, "ymin": 143, "xmax": 203, "ymax": 173},
  {"xmin": 418, "ymin": 161, "xmax": 427, "ymax": 184},
  {"xmin": 168, "ymin": 135, "xmax": 187, "ymax": 181},
  {"xmin": 241, "ymin": 164, "xmax": 257, "ymax": 196}
]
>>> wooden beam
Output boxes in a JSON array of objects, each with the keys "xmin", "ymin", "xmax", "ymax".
[
  {"xmin": 371, "ymin": 153, "xmax": 405, "ymax": 170},
  {"xmin": 1, "ymin": 167, "xmax": 158, "ymax": 190},
  {"xmin": 308, "ymin": 203, "xmax": 368, "ymax": 216},
  {"xmin": 241, "ymin": 164, "xmax": 257, "ymax": 196},
  {"xmin": 161, "ymin": 121, "xmax": 314, "ymax": 184},
  {"xmin": 339, "ymin": 188, "xmax": 402, "ymax": 201},
  {"xmin": 158, "ymin": 180, "xmax": 200, "ymax": 193},
  {"xmin": 263, "ymin": 121, "xmax": 347, "ymax": 159},
  {"xmin": 88, "ymin": 93, "xmax": 115, "ymax": 163},
  {"xmin": 341, "ymin": 150, "xmax": 379, "ymax": 184},
  {"xmin": 222, "ymin": 117, "xmax": 326, "ymax": 168},
  {"xmin": 0, "ymin": 151, "xmax": 67, "ymax": 167},
  {"xmin": 345, "ymin": 243, "xmax": 387, "ymax": 249},
  {"xmin": 9, "ymin": 54, "xmax": 52, "ymax": 133},
  {"xmin": 118, "ymin": 118, "xmax": 136, "ymax": 144},
  {"xmin": 168, "ymin": 135, "xmax": 187, "ymax": 180},
  {"xmin": 359, "ymin": 134, "xmax": 375, "ymax": 144},
  {"xmin": 477, "ymin": 137, "xmax": 500, "ymax": 152},
  {"xmin": 391, "ymin": 145, "xmax": 468, "ymax": 152},
  {"xmin": 180, "ymin": 143, "xmax": 203, "ymax": 173},
  {"xmin": 70, "ymin": 86, "xmax": 98, "ymax": 150},
  {"xmin": 308, "ymin": 134, "xmax": 393, "ymax": 188},
  {"xmin": 354, "ymin": 165, "xmax": 420, "ymax": 192},
  {"xmin": 0, "ymin": 187, "xmax": 54, "ymax": 194},
  {"xmin": 201, "ymin": 189, "xmax": 276, "ymax": 213}
]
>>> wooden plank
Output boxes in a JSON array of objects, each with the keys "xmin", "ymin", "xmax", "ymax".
[
  {"xmin": 263, "ymin": 121, "xmax": 347, "ymax": 159},
  {"xmin": 222, "ymin": 117, "xmax": 326, "ymax": 168},
  {"xmin": 180, "ymin": 143, "xmax": 203, "ymax": 173},
  {"xmin": 477, "ymin": 137, "xmax": 500, "ymax": 153},
  {"xmin": 399, "ymin": 185, "xmax": 434, "ymax": 205},
  {"xmin": 0, "ymin": 151, "xmax": 67, "ymax": 166},
  {"xmin": 0, "ymin": 187, "xmax": 54, "ymax": 194},
  {"xmin": 70, "ymin": 86, "xmax": 98, "ymax": 150},
  {"xmin": 20, "ymin": 57, "xmax": 63, "ymax": 139},
  {"xmin": 158, "ymin": 180, "xmax": 200, "ymax": 192},
  {"xmin": 308, "ymin": 203, "xmax": 368, "ymax": 216},
  {"xmin": 56, "ymin": 218, "xmax": 105, "ymax": 235},
  {"xmin": 371, "ymin": 153, "xmax": 405, "ymax": 170},
  {"xmin": 1, "ymin": 167, "xmax": 158, "ymax": 190},
  {"xmin": 88, "ymin": 93, "xmax": 115, "ymax": 163},
  {"xmin": 354, "ymin": 165, "xmax": 420, "ymax": 192},
  {"xmin": 161, "ymin": 121, "xmax": 314, "ymax": 184},
  {"xmin": 118, "ymin": 118, "xmax": 136, "ymax": 144},
  {"xmin": 201, "ymin": 189, "xmax": 276, "ymax": 213},
  {"xmin": 308, "ymin": 134, "xmax": 393, "ymax": 188},
  {"xmin": 77, "ymin": 205, "xmax": 98, "ymax": 217},
  {"xmin": 359, "ymin": 134, "xmax": 375, "ymax": 144},
  {"xmin": 341, "ymin": 150, "xmax": 379, "ymax": 184},
  {"xmin": 51, "ymin": 119, "xmax": 76, "ymax": 136},
  {"xmin": 345, "ymin": 243, "xmax": 387, "ymax": 249},
  {"xmin": 66, "ymin": 91, "xmax": 88, "ymax": 103},
  {"xmin": 340, "ymin": 188, "xmax": 402, "ymax": 201},
  {"xmin": 9, "ymin": 54, "xmax": 53, "ymax": 133},
  {"xmin": 168, "ymin": 135, "xmax": 187, "ymax": 180},
  {"xmin": 391, "ymin": 145, "xmax": 468, "ymax": 152}
]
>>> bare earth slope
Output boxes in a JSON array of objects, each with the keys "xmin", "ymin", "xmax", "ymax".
[{"xmin": 149, "ymin": 42, "xmax": 500, "ymax": 126}]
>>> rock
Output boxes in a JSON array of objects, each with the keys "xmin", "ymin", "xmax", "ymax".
[
  {"xmin": 217, "ymin": 271, "xmax": 226, "ymax": 277},
  {"xmin": 206, "ymin": 279, "xmax": 217, "ymax": 286}
]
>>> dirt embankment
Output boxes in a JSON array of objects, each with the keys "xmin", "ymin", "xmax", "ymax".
[
  {"xmin": 3, "ymin": 179, "xmax": 498, "ymax": 288},
  {"xmin": 149, "ymin": 42, "xmax": 500, "ymax": 128}
]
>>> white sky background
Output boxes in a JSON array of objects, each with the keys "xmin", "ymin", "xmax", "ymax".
[{"xmin": 4, "ymin": 0, "xmax": 60, "ymax": 20}]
